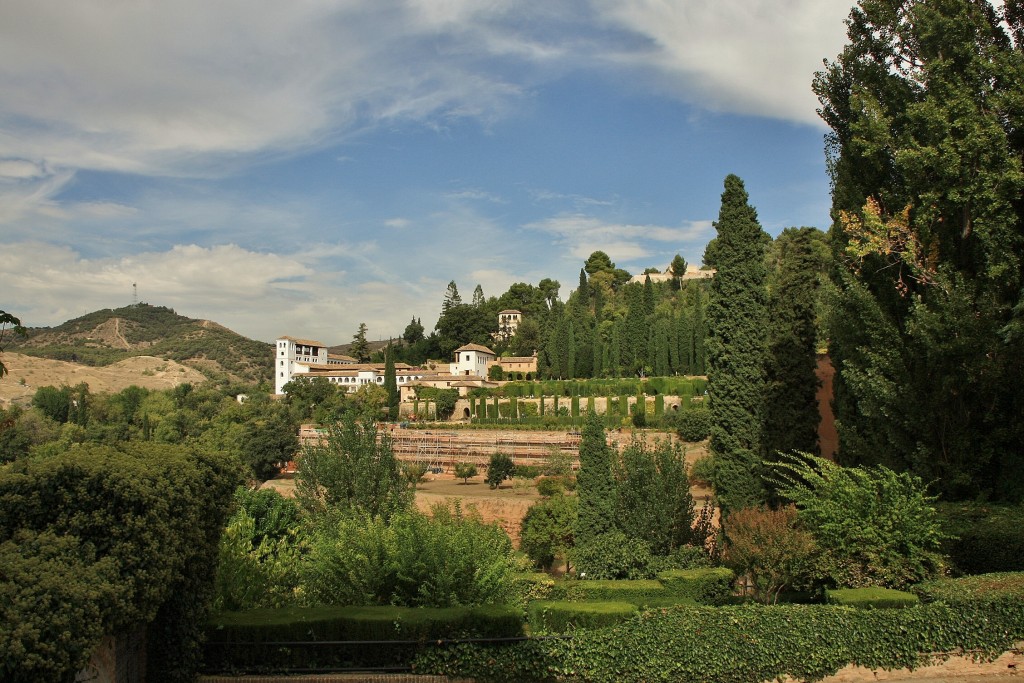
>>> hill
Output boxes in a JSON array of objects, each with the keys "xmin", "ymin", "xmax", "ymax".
[{"xmin": 8, "ymin": 303, "xmax": 272, "ymax": 385}]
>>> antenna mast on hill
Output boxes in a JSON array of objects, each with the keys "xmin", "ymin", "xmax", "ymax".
[{"xmin": 132, "ymin": 283, "xmax": 138, "ymax": 306}]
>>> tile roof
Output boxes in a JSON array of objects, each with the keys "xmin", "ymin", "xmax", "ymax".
[{"xmin": 453, "ymin": 343, "xmax": 496, "ymax": 355}]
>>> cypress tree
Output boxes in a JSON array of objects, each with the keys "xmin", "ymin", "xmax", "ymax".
[
  {"xmin": 383, "ymin": 343, "xmax": 399, "ymax": 421},
  {"xmin": 706, "ymin": 174, "xmax": 771, "ymax": 512},
  {"xmin": 763, "ymin": 227, "xmax": 826, "ymax": 459},
  {"xmin": 575, "ymin": 413, "xmax": 616, "ymax": 544}
]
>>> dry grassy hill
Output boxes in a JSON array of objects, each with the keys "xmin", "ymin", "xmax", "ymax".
[{"xmin": 5, "ymin": 303, "xmax": 272, "ymax": 393}]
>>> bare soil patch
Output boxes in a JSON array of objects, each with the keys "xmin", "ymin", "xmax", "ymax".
[{"xmin": 0, "ymin": 352, "xmax": 206, "ymax": 407}]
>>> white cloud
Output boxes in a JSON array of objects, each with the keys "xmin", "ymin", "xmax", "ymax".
[
  {"xmin": 524, "ymin": 213, "xmax": 715, "ymax": 273},
  {"xmin": 384, "ymin": 217, "xmax": 412, "ymax": 229},
  {"xmin": 591, "ymin": 0, "xmax": 851, "ymax": 124}
]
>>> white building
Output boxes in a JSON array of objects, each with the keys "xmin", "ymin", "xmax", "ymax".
[
  {"xmin": 274, "ymin": 336, "xmax": 359, "ymax": 394},
  {"xmin": 450, "ymin": 343, "xmax": 496, "ymax": 377}
]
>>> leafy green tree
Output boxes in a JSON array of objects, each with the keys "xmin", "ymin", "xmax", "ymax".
[
  {"xmin": 763, "ymin": 227, "xmax": 827, "ymax": 460},
  {"xmin": 769, "ymin": 453, "xmax": 945, "ymax": 589},
  {"xmin": 0, "ymin": 442, "xmax": 239, "ymax": 682},
  {"xmin": 454, "ymin": 462, "xmax": 478, "ymax": 483},
  {"xmin": 295, "ymin": 414, "xmax": 412, "ymax": 521},
  {"xmin": 706, "ymin": 174, "xmax": 771, "ymax": 512},
  {"xmin": 670, "ymin": 254, "xmax": 688, "ymax": 289},
  {"xmin": 239, "ymin": 407, "xmax": 299, "ymax": 482},
  {"xmin": 574, "ymin": 413, "xmax": 616, "ymax": 545},
  {"xmin": 403, "ymin": 316, "xmax": 425, "ymax": 344},
  {"xmin": 485, "ymin": 452, "xmax": 515, "ymax": 489},
  {"xmin": 614, "ymin": 437, "xmax": 696, "ymax": 555},
  {"xmin": 519, "ymin": 494, "xmax": 577, "ymax": 571},
  {"xmin": 814, "ymin": 0, "xmax": 1024, "ymax": 501},
  {"xmin": 32, "ymin": 385, "xmax": 71, "ymax": 423}
]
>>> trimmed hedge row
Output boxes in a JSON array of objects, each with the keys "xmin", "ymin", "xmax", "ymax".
[
  {"xmin": 825, "ymin": 588, "xmax": 919, "ymax": 609},
  {"xmin": 205, "ymin": 604, "xmax": 524, "ymax": 672},
  {"xmin": 657, "ymin": 568, "xmax": 734, "ymax": 605},
  {"xmin": 528, "ymin": 601, "xmax": 637, "ymax": 634},
  {"xmin": 935, "ymin": 503, "xmax": 1024, "ymax": 575},
  {"xmin": 414, "ymin": 592, "xmax": 1024, "ymax": 682},
  {"xmin": 208, "ymin": 604, "xmax": 524, "ymax": 642}
]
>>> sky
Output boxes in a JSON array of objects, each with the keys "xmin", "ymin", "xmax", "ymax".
[{"xmin": 0, "ymin": 0, "xmax": 854, "ymax": 345}]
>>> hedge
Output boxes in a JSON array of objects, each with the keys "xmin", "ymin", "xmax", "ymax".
[
  {"xmin": 528, "ymin": 601, "xmax": 637, "ymax": 634},
  {"xmin": 914, "ymin": 572, "xmax": 1024, "ymax": 604},
  {"xmin": 413, "ymin": 595, "xmax": 1024, "ymax": 682},
  {"xmin": 825, "ymin": 588, "xmax": 919, "ymax": 609},
  {"xmin": 657, "ymin": 568, "xmax": 734, "ymax": 605},
  {"xmin": 548, "ymin": 580, "xmax": 667, "ymax": 605},
  {"xmin": 205, "ymin": 604, "xmax": 524, "ymax": 672},
  {"xmin": 935, "ymin": 503, "xmax": 1024, "ymax": 575}
]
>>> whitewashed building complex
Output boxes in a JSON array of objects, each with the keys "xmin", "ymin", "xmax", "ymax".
[{"xmin": 275, "ymin": 330, "xmax": 537, "ymax": 399}]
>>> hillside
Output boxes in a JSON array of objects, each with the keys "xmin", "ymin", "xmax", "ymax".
[{"xmin": 9, "ymin": 303, "xmax": 272, "ymax": 385}]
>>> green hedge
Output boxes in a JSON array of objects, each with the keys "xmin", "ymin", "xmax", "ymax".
[
  {"xmin": 935, "ymin": 503, "xmax": 1024, "ymax": 575},
  {"xmin": 414, "ymin": 596, "xmax": 1024, "ymax": 682},
  {"xmin": 915, "ymin": 572, "xmax": 1024, "ymax": 604},
  {"xmin": 548, "ymin": 579, "xmax": 667, "ymax": 605},
  {"xmin": 657, "ymin": 568, "xmax": 734, "ymax": 605},
  {"xmin": 205, "ymin": 604, "xmax": 524, "ymax": 672},
  {"xmin": 528, "ymin": 601, "xmax": 638, "ymax": 634},
  {"xmin": 825, "ymin": 588, "xmax": 919, "ymax": 609}
]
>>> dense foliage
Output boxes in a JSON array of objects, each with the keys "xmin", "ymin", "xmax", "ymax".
[
  {"xmin": 816, "ymin": 0, "xmax": 1024, "ymax": 501},
  {"xmin": 303, "ymin": 503, "xmax": 524, "ymax": 608},
  {"xmin": 0, "ymin": 442, "xmax": 239, "ymax": 682},
  {"xmin": 769, "ymin": 453, "xmax": 945, "ymax": 589}
]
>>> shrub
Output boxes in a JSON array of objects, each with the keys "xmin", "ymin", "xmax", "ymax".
[
  {"xmin": 414, "ymin": 597, "xmax": 1024, "ymax": 682},
  {"xmin": 206, "ymin": 604, "xmax": 523, "ymax": 671},
  {"xmin": 528, "ymin": 600, "xmax": 637, "ymax": 634},
  {"xmin": 675, "ymin": 406, "xmax": 712, "ymax": 442},
  {"xmin": 769, "ymin": 453, "xmax": 945, "ymax": 589},
  {"xmin": 302, "ymin": 503, "xmax": 523, "ymax": 608},
  {"xmin": 721, "ymin": 505, "xmax": 816, "ymax": 604},
  {"xmin": 825, "ymin": 587, "xmax": 919, "ymax": 609},
  {"xmin": 536, "ymin": 477, "xmax": 565, "ymax": 497},
  {"xmin": 548, "ymin": 579, "xmax": 667, "ymax": 605},
  {"xmin": 914, "ymin": 572, "xmax": 1024, "ymax": 604},
  {"xmin": 572, "ymin": 531, "xmax": 654, "ymax": 580}
]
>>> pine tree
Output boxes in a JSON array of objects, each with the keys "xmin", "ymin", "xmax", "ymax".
[
  {"xmin": 351, "ymin": 322, "xmax": 371, "ymax": 362},
  {"xmin": 441, "ymin": 281, "xmax": 462, "ymax": 315},
  {"xmin": 706, "ymin": 174, "xmax": 771, "ymax": 512},
  {"xmin": 472, "ymin": 284, "xmax": 485, "ymax": 307}
]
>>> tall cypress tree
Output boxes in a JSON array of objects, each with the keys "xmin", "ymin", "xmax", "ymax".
[
  {"xmin": 383, "ymin": 343, "xmax": 399, "ymax": 421},
  {"xmin": 762, "ymin": 227, "xmax": 826, "ymax": 459},
  {"xmin": 706, "ymin": 174, "xmax": 771, "ymax": 512},
  {"xmin": 575, "ymin": 413, "xmax": 616, "ymax": 545}
]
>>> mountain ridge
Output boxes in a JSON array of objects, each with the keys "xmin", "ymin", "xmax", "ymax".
[{"xmin": 8, "ymin": 303, "xmax": 272, "ymax": 385}]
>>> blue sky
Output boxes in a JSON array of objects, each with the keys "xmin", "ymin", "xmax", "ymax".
[{"xmin": 0, "ymin": 0, "xmax": 853, "ymax": 344}]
